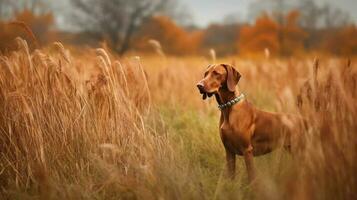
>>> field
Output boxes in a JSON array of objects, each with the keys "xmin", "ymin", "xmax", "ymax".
[{"xmin": 0, "ymin": 38, "xmax": 356, "ymax": 199}]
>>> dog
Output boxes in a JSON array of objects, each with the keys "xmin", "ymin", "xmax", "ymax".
[{"xmin": 196, "ymin": 64, "xmax": 302, "ymax": 182}]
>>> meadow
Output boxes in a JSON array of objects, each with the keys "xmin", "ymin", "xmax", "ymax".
[{"xmin": 0, "ymin": 38, "xmax": 356, "ymax": 199}]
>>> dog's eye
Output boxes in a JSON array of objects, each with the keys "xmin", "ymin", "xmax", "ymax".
[
  {"xmin": 212, "ymin": 71, "xmax": 220, "ymax": 76},
  {"xmin": 204, "ymin": 71, "xmax": 209, "ymax": 77}
]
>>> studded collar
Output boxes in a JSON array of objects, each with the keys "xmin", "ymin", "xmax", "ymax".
[{"xmin": 218, "ymin": 93, "xmax": 245, "ymax": 110}]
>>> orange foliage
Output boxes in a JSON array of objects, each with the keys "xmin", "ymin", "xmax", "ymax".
[
  {"xmin": 0, "ymin": 9, "xmax": 55, "ymax": 53},
  {"xmin": 323, "ymin": 25, "xmax": 357, "ymax": 55},
  {"xmin": 134, "ymin": 16, "xmax": 203, "ymax": 55},
  {"xmin": 238, "ymin": 14, "xmax": 280, "ymax": 55},
  {"xmin": 238, "ymin": 11, "xmax": 307, "ymax": 56},
  {"xmin": 281, "ymin": 11, "xmax": 308, "ymax": 56}
]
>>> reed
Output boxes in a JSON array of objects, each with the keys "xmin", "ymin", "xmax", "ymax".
[{"xmin": 0, "ymin": 38, "xmax": 356, "ymax": 199}]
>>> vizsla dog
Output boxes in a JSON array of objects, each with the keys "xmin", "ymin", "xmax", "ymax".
[{"xmin": 196, "ymin": 64, "xmax": 301, "ymax": 182}]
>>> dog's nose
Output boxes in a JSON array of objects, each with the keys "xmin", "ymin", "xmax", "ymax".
[{"xmin": 197, "ymin": 83, "xmax": 205, "ymax": 93}]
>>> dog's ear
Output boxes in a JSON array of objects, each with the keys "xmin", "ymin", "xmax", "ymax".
[{"xmin": 223, "ymin": 64, "xmax": 241, "ymax": 92}]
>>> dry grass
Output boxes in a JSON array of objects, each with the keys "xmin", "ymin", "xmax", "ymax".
[{"xmin": 0, "ymin": 38, "xmax": 356, "ymax": 199}]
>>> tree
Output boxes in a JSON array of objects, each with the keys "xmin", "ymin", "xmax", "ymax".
[
  {"xmin": 133, "ymin": 16, "xmax": 202, "ymax": 55},
  {"xmin": 320, "ymin": 4, "xmax": 351, "ymax": 28},
  {"xmin": 71, "ymin": 0, "xmax": 177, "ymax": 55},
  {"xmin": 14, "ymin": 8, "xmax": 54, "ymax": 43},
  {"xmin": 238, "ymin": 11, "xmax": 307, "ymax": 56},
  {"xmin": 0, "ymin": 8, "xmax": 54, "ymax": 52},
  {"xmin": 280, "ymin": 10, "xmax": 307, "ymax": 56},
  {"xmin": 324, "ymin": 25, "xmax": 357, "ymax": 55},
  {"xmin": 238, "ymin": 14, "xmax": 280, "ymax": 55},
  {"xmin": 248, "ymin": 0, "xmax": 351, "ymax": 29},
  {"xmin": 202, "ymin": 23, "xmax": 240, "ymax": 56}
]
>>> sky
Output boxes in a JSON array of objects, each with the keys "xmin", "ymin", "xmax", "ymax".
[
  {"xmin": 180, "ymin": 0, "xmax": 357, "ymax": 27},
  {"xmin": 180, "ymin": 0, "xmax": 250, "ymax": 26}
]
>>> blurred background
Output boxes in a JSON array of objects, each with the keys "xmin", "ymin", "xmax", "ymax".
[{"xmin": 0, "ymin": 0, "xmax": 356, "ymax": 57}]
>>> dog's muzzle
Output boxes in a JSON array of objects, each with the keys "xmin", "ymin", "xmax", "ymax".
[{"xmin": 196, "ymin": 83, "xmax": 213, "ymax": 100}]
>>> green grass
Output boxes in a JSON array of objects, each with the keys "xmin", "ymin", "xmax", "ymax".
[{"xmin": 156, "ymin": 104, "xmax": 294, "ymax": 199}]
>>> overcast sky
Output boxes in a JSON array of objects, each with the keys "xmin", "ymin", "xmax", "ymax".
[{"xmin": 180, "ymin": 0, "xmax": 357, "ymax": 27}]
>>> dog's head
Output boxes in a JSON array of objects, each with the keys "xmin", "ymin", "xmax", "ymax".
[{"xmin": 196, "ymin": 64, "xmax": 241, "ymax": 100}]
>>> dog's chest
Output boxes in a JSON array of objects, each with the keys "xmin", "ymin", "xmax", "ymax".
[{"xmin": 220, "ymin": 122, "xmax": 244, "ymax": 155}]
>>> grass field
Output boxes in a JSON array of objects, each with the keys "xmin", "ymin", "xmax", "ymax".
[{"xmin": 0, "ymin": 38, "xmax": 356, "ymax": 199}]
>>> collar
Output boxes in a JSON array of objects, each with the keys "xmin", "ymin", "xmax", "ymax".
[{"xmin": 218, "ymin": 93, "xmax": 245, "ymax": 110}]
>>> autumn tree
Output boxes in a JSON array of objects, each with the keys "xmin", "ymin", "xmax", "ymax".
[
  {"xmin": 323, "ymin": 25, "xmax": 357, "ymax": 56},
  {"xmin": 0, "ymin": 8, "xmax": 54, "ymax": 52},
  {"xmin": 280, "ymin": 10, "xmax": 307, "ymax": 56},
  {"xmin": 0, "ymin": 0, "xmax": 54, "ymax": 52},
  {"xmin": 238, "ymin": 14, "xmax": 280, "ymax": 55},
  {"xmin": 201, "ymin": 23, "xmax": 241, "ymax": 56},
  {"xmin": 71, "ymin": 0, "xmax": 178, "ymax": 55},
  {"xmin": 133, "ymin": 16, "xmax": 202, "ymax": 55},
  {"xmin": 238, "ymin": 11, "xmax": 306, "ymax": 56},
  {"xmin": 247, "ymin": 0, "xmax": 353, "ymax": 52},
  {"xmin": 14, "ymin": 9, "xmax": 54, "ymax": 43}
]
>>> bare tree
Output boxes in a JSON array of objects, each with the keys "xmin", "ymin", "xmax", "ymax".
[
  {"xmin": 248, "ymin": 0, "xmax": 351, "ymax": 29},
  {"xmin": 71, "ymin": 0, "xmax": 176, "ymax": 55},
  {"xmin": 320, "ymin": 4, "xmax": 351, "ymax": 28},
  {"xmin": 298, "ymin": 0, "xmax": 351, "ymax": 29},
  {"xmin": 297, "ymin": 0, "xmax": 322, "ymax": 29}
]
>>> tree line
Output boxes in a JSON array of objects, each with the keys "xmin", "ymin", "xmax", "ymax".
[{"xmin": 0, "ymin": 0, "xmax": 356, "ymax": 56}]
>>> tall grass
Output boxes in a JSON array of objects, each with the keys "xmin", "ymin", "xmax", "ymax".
[{"xmin": 0, "ymin": 38, "xmax": 356, "ymax": 199}]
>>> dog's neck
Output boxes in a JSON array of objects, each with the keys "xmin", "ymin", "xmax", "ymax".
[{"xmin": 215, "ymin": 87, "xmax": 241, "ymax": 106}]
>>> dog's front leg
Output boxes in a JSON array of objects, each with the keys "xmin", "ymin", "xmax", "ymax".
[
  {"xmin": 225, "ymin": 149, "xmax": 236, "ymax": 179},
  {"xmin": 243, "ymin": 145, "xmax": 256, "ymax": 183}
]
